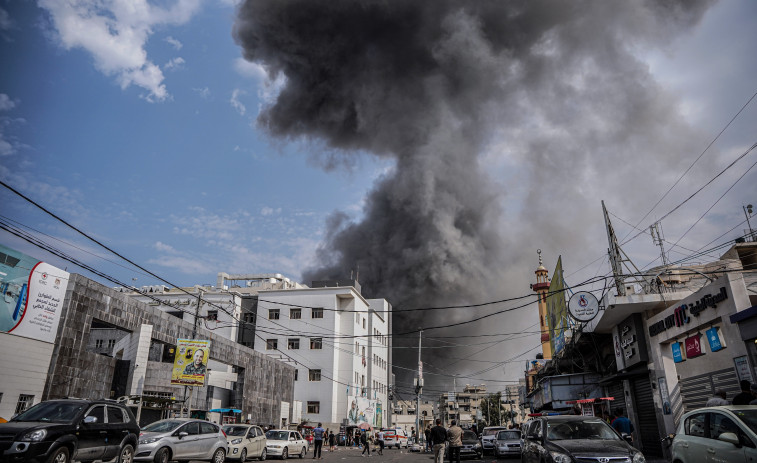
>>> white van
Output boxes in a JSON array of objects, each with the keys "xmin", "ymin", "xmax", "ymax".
[{"xmin": 381, "ymin": 428, "xmax": 409, "ymax": 449}]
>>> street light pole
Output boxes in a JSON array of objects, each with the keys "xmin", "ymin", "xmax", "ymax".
[
  {"xmin": 744, "ymin": 204, "xmax": 754, "ymax": 239},
  {"xmin": 415, "ymin": 330, "xmax": 423, "ymax": 446}
]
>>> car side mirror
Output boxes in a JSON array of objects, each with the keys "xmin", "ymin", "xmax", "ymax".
[
  {"xmin": 83, "ymin": 416, "xmax": 98, "ymax": 424},
  {"xmin": 178, "ymin": 432, "xmax": 189, "ymax": 439},
  {"xmin": 718, "ymin": 432, "xmax": 741, "ymax": 447}
]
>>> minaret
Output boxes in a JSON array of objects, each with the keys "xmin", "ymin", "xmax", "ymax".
[{"xmin": 531, "ymin": 249, "xmax": 552, "ymax": 360}]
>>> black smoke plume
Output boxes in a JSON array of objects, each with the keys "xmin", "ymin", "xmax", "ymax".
[{"xmin": 234, "ymin": 0, "xmax": 713, "ymax": 389}]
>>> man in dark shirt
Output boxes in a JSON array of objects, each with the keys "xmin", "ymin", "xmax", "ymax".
[
  {"xmin": 611, "ymin": 409, "xmax": 634, "ymax": 436},
  {"xmin": 732, "ymin": 380, "xmax": 754, "ymax": 405},
  {"xmin": 430, "ymin": 419, "xmax": 448, "ymax": 463}
]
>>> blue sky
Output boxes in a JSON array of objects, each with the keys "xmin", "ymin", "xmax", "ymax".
[{"xmin": 1, "ymin": 0, "xmax": 756, "ymax": 385}]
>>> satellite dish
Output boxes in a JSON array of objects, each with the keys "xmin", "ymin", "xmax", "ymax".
[{"xmin": 568, "ymin": 292, "xmax": 600, "ymax": 322}]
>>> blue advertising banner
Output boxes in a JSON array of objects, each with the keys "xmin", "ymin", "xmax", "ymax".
[
  {"xmin": 706, "ymin": 327, "xmax": 723, "ymax": 352},
  {"xmin": 672, "ymin": 342, "xmax": 684, "ymax": 363}
]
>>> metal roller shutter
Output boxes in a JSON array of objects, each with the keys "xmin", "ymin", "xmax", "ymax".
[{"xmin": 631, "ymin": 376, "xmax": 662, "ymax": 457}]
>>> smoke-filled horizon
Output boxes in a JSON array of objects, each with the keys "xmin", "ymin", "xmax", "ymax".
[{"xmin": 233, "ymin": 0, "xmax": 716, "ymax": 390}]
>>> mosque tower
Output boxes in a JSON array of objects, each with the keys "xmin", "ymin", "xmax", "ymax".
[{"xmin": 531, "ymin": 249, "xmax": 552, "ymax": 360}]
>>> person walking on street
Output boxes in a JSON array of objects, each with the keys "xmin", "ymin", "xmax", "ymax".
[
  {"xmin": 376, "ymin": 429, "xmax": 385, "ymax": 455},
  {"xmin": 611, "ymin": 409, "xmax": 634, "ymax": 441},
  {"xmin": 733, "ymin": 380, "xmax": 754, "ymax": 405},
  {"xmin": 424, "ymin": 426, "xmax": 432, "ymax": 453},
  {"xmin": 430, "ymin": 419, "xmax": 448, "ymax": 463},
  {"xmin": 447, "ymin": 420, "xmax": 463, "ymax": 463},
  {"xmin": 361, "ymin": 430, "xmax": 371, "ymax": 456},
  {"xmin": 312, "ymin": 422, "xmax": 325, "ymax": 459},
  {"xmin": 705, "ymin": 389, "xmax": 729, "ymax": 406},
  {"xmin": 328, "ymin": 431, "xmax": 336, "ymax": 452}
]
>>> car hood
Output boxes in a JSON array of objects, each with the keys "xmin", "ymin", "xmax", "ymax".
[
  {"xmin": 496, "ymin": 439, "xmax": 521, "ymax": 445},
  {"xmin": 548, "ymin": 439, "xmax": 632, "ymax": 456},
  {"xmin": 461, "ymin": 438, "xmax": 480, "ymax": 445},
  {"xmin": 0, "ymin": 421, "xmax": 70, "ymax": 437}
]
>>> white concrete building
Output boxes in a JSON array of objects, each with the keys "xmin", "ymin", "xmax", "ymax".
[{"xmin": 255, "ymin": 283, "xmax": 392, "ymax": 430}]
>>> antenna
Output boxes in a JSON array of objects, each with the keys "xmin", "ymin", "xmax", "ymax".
[
  {"xmin": 650, "ymin": 222, "xmax": 669, "ymax": 266},
  {"xmin": 602, "ymin": 201, "xmax": 645, "ymax": 296}
]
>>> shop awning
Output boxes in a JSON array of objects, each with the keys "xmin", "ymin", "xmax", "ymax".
[
  {"xmin": 209, "ymin": 408, "xmax": 242, "ymax": 413},
  {"xmin": 565, "ymin": 397, "xmax": 614, "ymax": 404}
]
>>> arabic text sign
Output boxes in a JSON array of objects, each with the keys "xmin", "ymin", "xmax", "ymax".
[{"xmin": 171, "ymin": 339, "xmax": 211, "ymax": 386}]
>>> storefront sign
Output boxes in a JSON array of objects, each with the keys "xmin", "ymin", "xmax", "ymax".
[
  {"xmin": 685, "ymin": 334, "xmax": 704, "ymax": 359},
  {"xmin": 658, "ymin": 378, "xmax": 671, "ymax": 415},
  {"xmin": 568, "ymin": 291, "xmax": 600, "ymax": 322},
  {"xmin": 613, "ymin": 313, "xmax": 648, "ymax": 370},
  {"xmin": 706, "ymin": 327, "xmax": 724, "ymax": 352},
  {"xmin": 648, "ymin": 287, "xmax": 728, "ymax": 337},
  {"xmin": 734, "ymin": 356, "xmax": 754, "ymax": 383},
  {"xmin": 672, "ymin": 342, "xmax": 684, "ymax": 363}
]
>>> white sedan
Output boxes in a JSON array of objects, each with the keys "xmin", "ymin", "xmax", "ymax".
[
  {"xmin": 265, "ymin": 430, "xmax": 309, "ymax": 459},
  {"xmin": 224, "ymin": 424, "xmax": 268, "ymax": 462}
]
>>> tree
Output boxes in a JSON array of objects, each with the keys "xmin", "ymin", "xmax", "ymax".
[{"xmin": 479, "ymin": 392, "xmax": 503, "ymax": 427}]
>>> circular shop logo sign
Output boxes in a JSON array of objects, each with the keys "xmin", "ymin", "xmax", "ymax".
[{"xmin": 568, "ymin": 291, "xmax": 599, "ymax": 322}]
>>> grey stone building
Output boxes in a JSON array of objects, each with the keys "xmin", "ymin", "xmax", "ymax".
[{"xmin": 42, "ymin": 274, "xmax": 295, "ymax": 426}]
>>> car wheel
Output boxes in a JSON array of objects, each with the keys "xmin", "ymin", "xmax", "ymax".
[
  {"xmin": 241, "ymin": 449, "xmax": 248, "ymax": 463},
  {"xmin": 299, "ymin": 447, "xmax": 306, "ymax": 459},
  {"xmin": 118, "ymin": 444, "xmax": 135, "ymax": 463},
  {"xmin": 260, "ymin": 448, "xmax": 267, "ymax": 461},
  {"xmin": 212, "ymin": 448, "xmax": 226, "ymax": 463},
  {"xmin": 47, "ymin": 447, "xmax": 70, "ymax": 463},
  {"xmin": 154, "ymin": 447, "xmax": 170, "ymax": 463},
  {"xmin": 281, "ymin": 448, "xmax": 288, "ymax": 460}
]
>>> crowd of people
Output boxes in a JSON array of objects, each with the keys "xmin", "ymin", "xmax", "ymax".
[{"xmin": 706, "ymin": 380, "xmax": 757, "ymax": 406}]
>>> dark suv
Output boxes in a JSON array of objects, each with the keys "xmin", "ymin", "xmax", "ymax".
[{"xmin": 0, "ymin": 398, "xmax": 139, "ymax": 463}]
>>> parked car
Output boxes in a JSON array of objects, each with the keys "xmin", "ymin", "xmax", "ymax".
[
  {"xmin": 223, "ymin": 424, "xmax": 267, "ymax": 462},
  {"xmin": 670, "ymin": 405, "xmax": 757, "ymax": 463},
  {"xmin": 521, "ymin": 415, "xmax": 644, "ymax": 463},
  {"xmin": 135, "ymin": 418, "xmax": 227, "ymax": 463},
  {"xmin": 265, "ymin": 429, "xmax": 308, "ymax": 459},
  {"xmin": 480, "ymin": 426, "xmax": 507, "ymax": 454},
  {"xmin": 446, "ymin": 430, "xmax": 483, "ymax": 460},
  {"xmin": 0, "ymin": 398, "xmax": 139, "ymax": 463},
  {"xmin": 493, "ymin": 429, "xmax": 522, "ymax": 458}
]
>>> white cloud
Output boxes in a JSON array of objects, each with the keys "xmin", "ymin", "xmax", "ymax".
[
  {"xmin": 0, "ymin": 7, "xmax": 11, "ymax": 32},
  {"xmin": 261, "ymin": 207, "xmax": 281, "ymax": 216},
  {"xmin": 193, "ymin": 87, "xmax": 210, "ymax": 99},
  {"xmin": 233, "ymin": 57, "xmax": 267, "ymax": 80},
  {"xmin": 164, "ymin": 35, "xmax": 183, "ymax": 50},
  {"xmin": 38, "ymin": 0, "xmax": 201, "ymax": 102},
  {"xmin": 230, "ymin": 88, "xmax": 246, "ymax": 115},
  {"xmin": 0, "ymin": 94, "xmax": 15, "ymax": 111},
  {"xmin": 154, "ymin": 241, "xmax": 177, "ymax": 253},
  {"xmin": 165, "ymin": 56, "xmax": 185, "ymax": 71}
]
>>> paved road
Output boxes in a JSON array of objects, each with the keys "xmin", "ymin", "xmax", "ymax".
[{"xmin": 211, "ymin": 446, "xmax": 518, "ymax": 463}]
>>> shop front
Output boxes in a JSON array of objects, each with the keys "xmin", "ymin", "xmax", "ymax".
[{"xmin": 646, "ymin": 272, "xmax": 752, "ymax": 437}]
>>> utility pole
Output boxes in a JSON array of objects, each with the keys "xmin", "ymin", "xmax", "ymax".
[
  {"xmin": 745, "ymin": 204, "xmax": 754, "ymax": 239},
  {"xmin": 414, "ymin": 330, "xmax": 423, "ymax": 445}
]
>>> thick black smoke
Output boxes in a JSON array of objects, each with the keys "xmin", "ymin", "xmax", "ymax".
[{"xmin": 234, "ymin": 0, "xmax": 713, "ymax": 388}]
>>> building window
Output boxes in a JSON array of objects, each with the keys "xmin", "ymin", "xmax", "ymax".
[
  {"xmin": 355, "ymin": 342, "xmax": 359, "ymax": 353},
  {"xmin": 288, "ymin": 338, "xmax": 300, "ymax": 350},
  {"xmin": 207, "ymin": 310, "xmax": 218, "ymax": 321},
  {"xmin": 312, "ymin": 308, "xmax": 324, "ymax": 319},
  {"xmin": 310, "ymin": 338, "xmax": 323, "ymax": 350},
  {"xmin": 243, "ymin": 312, "xmax": 256, "ymax": 324},
  {"xmin": 15, "ymin": 394, "xmax": 34, "ymax": 414},
  {"xmin": 309, "ymin": 369, "xmax": 322, "ymax": 381},
  {"xmin": 307, "ymin": 401, "xmax": 320, "ymax": 414},
  {"xmin": 294, "ymin": 369, "xmax": 299, "ymax": 381},
  {"xmin": 269, "ymin": 309, "xmax": 280, "ymax": 320},
  {"xmin": 95, "ymin": 339, "xmax": 104, "ymax": 348},
  {"xmin": 167, "ymin": 311, "xmax": 183, "ymax": 319},
  {"xmin": 108, "ymin": 339, "xmax": 116, "ymax": 349},
  {"xmin": 362, "ymin": 318, "xmax": 366, "ymax": 329},
  {"xmin": 290, "ymin": 308, "xmax": 301, "ymax": 319},
  {"xmin": 266, "ymin": 339, "xmax": 278, "ymax": 350}
]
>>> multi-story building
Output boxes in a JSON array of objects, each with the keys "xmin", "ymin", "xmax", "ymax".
[
  {"xmin": 438, "ymin": 384, "xmax": 487, "ymax": 427},
  {"xmin": 254, "ymin": 280, "xmax": 392, "ymax": 430},
  {"xmin": 391, "ymin": 399, "xmax": 435, "ymax": 436}
]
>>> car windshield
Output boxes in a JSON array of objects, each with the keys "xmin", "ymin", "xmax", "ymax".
[
  {"xmin": 12, "ymin": 402, "xmax": 85, "ymax": 423},
  {"xmin": 267, "ymin": 431, "xmax": 289, "ymax": 440},
  {"xmin": 547, "ymin": 420, "xmax": 619, "ymax": 441},
  {"xmin": 483, "ymin": 428, "xmax": 503, "ymax": 436},
  {"xmin": 142, "ymin": 420, "xmax": 183, "ymax": 433},
  {"xmin": 462, "ymin": 431, "xmax": 478, "ymax": 440},
  {"xmin": 223, "ymin": 426, "xmax": 249, "ymax": 436},
  {"xmin": 732, "ymin": 410, "xmax": 757, "ymax": 435},
  {"xmin": 497, "ymin": 431, "xmax": 521, "ymax": 440}
]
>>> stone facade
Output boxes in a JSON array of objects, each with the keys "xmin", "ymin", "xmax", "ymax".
[{"xmin": 42, "ymin": 274, "xmax": 295, "ymax": 425}]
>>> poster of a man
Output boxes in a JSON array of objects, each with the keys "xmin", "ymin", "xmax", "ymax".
[
  {"xmin": 183, "ymin": 348, "xmax": 207, "ymax": 375},
  {"xmin": 171, "ymin": 339, "xmax": 211, "ymax": 386}
]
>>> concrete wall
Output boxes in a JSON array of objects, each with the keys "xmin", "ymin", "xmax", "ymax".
[
  {"xmin": 0, "ymin": 333, "xmax": 55, "ymax": 420},
  {"xmin": 42, "ymin": 274, "xmax": 295, "ymax": 425}
]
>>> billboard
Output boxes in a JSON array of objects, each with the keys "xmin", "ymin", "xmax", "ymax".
[
  {"xmin": 0, "ymin": 244, "xmax": 69, "ymax": 343},
  {"xmin": 347, "ymin": 396, "xmax": 380, "ymax": 427},
  {"xmin": 171, "ymin": 339, "xmax": 211, "ymax": 386},
  {"xmin": 546, "ymin": 256, "xmax": 568, "ymax": 355}
]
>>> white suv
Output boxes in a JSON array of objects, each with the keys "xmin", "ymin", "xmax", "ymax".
[{"xmin": 479, "ymin": 426, "xmax": 507, "ymax": 454}]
